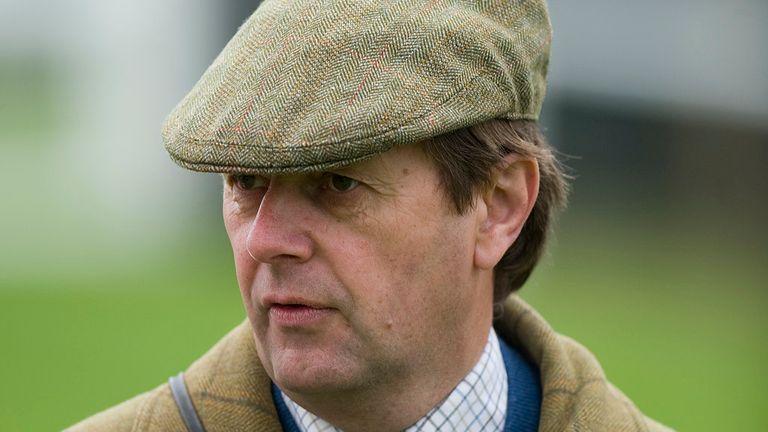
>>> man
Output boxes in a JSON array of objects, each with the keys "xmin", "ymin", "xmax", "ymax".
[{"xmin": 71, "ymin": 0, "xmax": 671, "ymax": 431}]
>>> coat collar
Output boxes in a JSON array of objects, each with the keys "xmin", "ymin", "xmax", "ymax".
[
  {"xmin": 171, "ymin": 296, "xmax": 669, "ymax": 431},
  {"xmin": 493, "ymin": 296, "xmax": 671, "ymax": 431}
]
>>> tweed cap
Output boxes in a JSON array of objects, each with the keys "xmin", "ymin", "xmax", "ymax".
[{"xmin": 162, "ymin": 0, "xmax": 552, "ymax": 174}]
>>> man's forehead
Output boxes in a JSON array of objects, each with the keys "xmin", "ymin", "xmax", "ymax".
[{"xmin": 335, "ymin": 142, "xmax": 435, "ymax": 180}]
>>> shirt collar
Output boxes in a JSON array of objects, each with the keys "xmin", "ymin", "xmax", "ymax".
[{"xmin": 280, "ymin": 328, "xmax": 508, "ymax": 432}]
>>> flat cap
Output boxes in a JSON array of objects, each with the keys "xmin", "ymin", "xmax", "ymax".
[{"xmin": 162, "ymin": 0, "xmax": 552, "ymax": 174}]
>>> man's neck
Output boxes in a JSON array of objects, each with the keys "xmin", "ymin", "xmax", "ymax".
[
  {"xmin": 281, "ymin": 329, "xmax": 491, "ymax": 431},
  {"xmin": 281, "ymin": 328, "xmax": 506, "ymax": 432}
]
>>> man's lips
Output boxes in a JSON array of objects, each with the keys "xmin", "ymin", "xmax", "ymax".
[
  {"xmin": 268, "ymin": 304, "xmax": 335, "ymax": 327},
  {"xmin": 261, "ymin": 296, "xmax": 335, "ymax": 327}
]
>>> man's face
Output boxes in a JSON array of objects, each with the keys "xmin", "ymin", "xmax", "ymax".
[{"xmin": 222, "ymin": 144, "xmax": 490, "ymax": 397}]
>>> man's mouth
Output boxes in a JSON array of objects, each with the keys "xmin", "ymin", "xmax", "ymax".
[{"xmin": 268, "ymin": 303, "xmax": 334, "ymax": 327}]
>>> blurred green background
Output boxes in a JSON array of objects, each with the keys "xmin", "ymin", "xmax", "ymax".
[{"xmin": 1, "ymin": 1, "xmax": 766, "ymax": 430}]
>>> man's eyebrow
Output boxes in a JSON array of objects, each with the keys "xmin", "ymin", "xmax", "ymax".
[
  {"xmin": 334, "ymin": 163, "xmax": 382, "ymax": 179},
  {"xmin": 333, "ymin": 164, "xmax": 401, "ymax": 190}
]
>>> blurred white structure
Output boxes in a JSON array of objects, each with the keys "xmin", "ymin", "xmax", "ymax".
[
  {"xmin": 1, "ymin": 0, "xmax": 227, "ymax": 279},
  {"xmin": 548, "ymin": 0, "xmax": 768, "ymax": 130}
]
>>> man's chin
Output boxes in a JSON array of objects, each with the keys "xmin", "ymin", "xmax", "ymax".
[
  {"xmin": 272, "ymin": 366, "xmax": 358, "ymax": 396},
  {"xmin": 264, "ymin": 346, "xmax": 351, "ymax": 389}
]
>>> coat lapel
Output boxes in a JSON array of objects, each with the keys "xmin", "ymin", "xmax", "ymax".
[{"xmin": 181, "ymin": 322, "xmax": 283, "ymax": 432}]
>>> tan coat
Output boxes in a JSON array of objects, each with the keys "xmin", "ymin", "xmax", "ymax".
[{"xmin": 68, "ymin": 296, "xmax": 673, "ymax": 431}]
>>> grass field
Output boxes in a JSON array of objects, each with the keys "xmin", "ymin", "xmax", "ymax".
[{"xmin": 1, "ymin": 218, "xmax": 766, "ymax": 431}]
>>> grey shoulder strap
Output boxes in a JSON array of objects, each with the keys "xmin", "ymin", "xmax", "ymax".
[{"xmin": 169, "ymin": 372, "xmax": 206, "ymax": 432}]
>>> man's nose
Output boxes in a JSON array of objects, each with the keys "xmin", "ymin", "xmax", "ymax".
[{"xmin": 245, "ymin": 183, "xmax": 314, "ymax": 264}]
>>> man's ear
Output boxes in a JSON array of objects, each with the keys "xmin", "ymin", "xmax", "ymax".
[{"xmin": 474, "ymin": 155, "xmax": 540, "ymax": 270}]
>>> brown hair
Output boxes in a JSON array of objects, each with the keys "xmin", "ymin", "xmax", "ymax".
[{"xmin": 423, "ymin": 119, "xmax": 569, "ymax": 303}]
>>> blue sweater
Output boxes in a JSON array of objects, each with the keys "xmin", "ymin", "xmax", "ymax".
[{"xmin": 271, "ymin": 337, "xmax": 541, "ymax": 431}]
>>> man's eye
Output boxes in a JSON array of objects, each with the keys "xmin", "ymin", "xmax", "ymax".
[
  {"xmin": 231, "ymin": 175, "xmax": 265, "ymax": 191},
  {"xmin": 327, "ymin": 174, "xmax": 359, "ymax": 192}
]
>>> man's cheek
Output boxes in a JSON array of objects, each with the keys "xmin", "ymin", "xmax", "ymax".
[
  {"xmin": 233, "ymin": 254, "xmax": 257, "ymax": 305},
  {"xmin": 230, "ymin": 225, "xmax": 255, "ymax": 275}
]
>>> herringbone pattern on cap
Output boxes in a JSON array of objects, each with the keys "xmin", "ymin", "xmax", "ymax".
[{"xmin": 162, "ymin": 0, "xmax": 552, "ymax": 174}]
